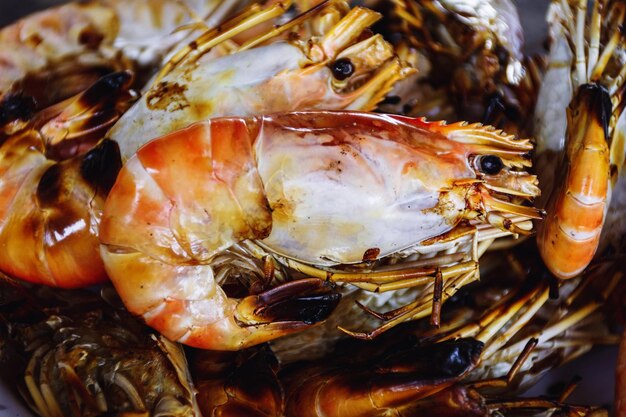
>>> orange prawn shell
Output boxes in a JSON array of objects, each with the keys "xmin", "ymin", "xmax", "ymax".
[
  {"xmin": 0, "ymin": 131, "xmax": 108, "ymax": 288},
  {"xmin": 537, "ymin": 85, "xmax": 610, "ymax": 279}
]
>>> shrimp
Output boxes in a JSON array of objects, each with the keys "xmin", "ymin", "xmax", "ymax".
[
  {"xmin": 535, "ymin": 0, "xmax": 626, "ymax": 279},
  {"xmin": 108, "ymin": 0, "xmax": 413, "ymax": 159},
  {"xmin": 0, "ymin": 0, "xmax": 247, "ymax": 107},
  {"xmin": 0, "ymin": 71, "xmax": 132, "ymax": 288},
  {"xmin": 0, "ymin": 281, "xmax": 201, "ymax": 417},
  {"xmin": 281, "ymin": 338, "xmax": 483, "ymax": 417},
  {"xmin": 191, "ymin": 329, "xmax": 606, "ymax": 417},
  {"xmin": 190, "ymin": 338, "xmax": 483, "ymax": 417},
  {"xmin": 99, "ymin": 111, "xmax": 542, "ymax": 350},
  {"xmin": 0, "ymin": 2, "xmax": 411, "ymax": 291}
]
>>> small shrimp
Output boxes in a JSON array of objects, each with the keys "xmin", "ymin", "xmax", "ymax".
[
  {"xmin": 99, "ymin": 111, "xmax": 542, "ymax": 350},
  {"xmin": 108, "ymin": 1, "xmax": 413, "ymax": 159},
  {"xmin": 0, "ymin": 281, "xmax": 202, "ymax": 417},
  {"xmin": 191, "ymin": 327, "xmax": 606, "ymax": 417},
  {"xmin": 536, "ymin": 0, "xmax": 626, "ymax": 279},
  {"xmin": 537, "ymin": 84, "xmax": 612, "ymax": 279},
  {"xmin": 0, "ymin": 0, "xmax": 247, "ymax": 106},
  {"xmin": 190, "ymin": 337, "xmax": 483, "ymax": 417},
  {"xmin": 0, "ymin": 72, "xmax": 132, "ymax": 288},
  {"xmin": 281, "ymin": 338, "xmax": 483, "ymax": 417}
]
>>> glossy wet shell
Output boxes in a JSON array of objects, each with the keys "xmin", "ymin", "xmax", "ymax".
[
  {"xmin": 109, "ymin": 42, "xmax": 312, "ymax": 158},
  {"xmin": 254, "ymin": 112, "xmax": 475, "ymax": 265}
]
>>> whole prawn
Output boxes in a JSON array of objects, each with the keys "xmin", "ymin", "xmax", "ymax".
[
  {"xmin": 100, "ymin": 111, "xmax": 542, "ymax": 350},
  {"xmin": 108, "ymin": 0, "xmax": 412, "ymax": 159},
  {"xmin": 191, "ymin": 338, "xmax": 484, "ymax": 417},
  {"xmin": 191, "ymin": 329, "xmax": 606, "ymax": 417},
  {"xmin": 0, "ymin": 281, "xmax": 201, "ymax": 417},
  {"xmin": 535, "ymin": 0, "xmax": 626, "ymax": 279}
]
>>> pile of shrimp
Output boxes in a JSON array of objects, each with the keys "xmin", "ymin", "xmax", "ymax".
[{"xmin": 0, "ymin": 0, "xmax": 625, "ymax": 416}]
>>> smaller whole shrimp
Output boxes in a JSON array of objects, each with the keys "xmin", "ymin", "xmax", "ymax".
[
  {"xmin": 190, "ymin": 338, "xmax": 484, "ymax": 417},
  {"xmin": 100, "ymin": 111, "xmax": 542, "ymax": 350},
  {"xmin": 535, "ymin": 0, "xmax": 626, "ymax": 279},
  {"xmin": 537, "ymin": 83, "xmax": 612, "ymax": 279},
  {"xmin": 0, "ymin": 281, "xmax": 201, "ymax": 417}
]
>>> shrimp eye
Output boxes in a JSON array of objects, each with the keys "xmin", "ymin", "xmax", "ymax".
[
  {"xmin": 331, "ymin": 58, "xmax": 354, "ymax": 81},
  {"xmin": 478, "ymin": 155, "xmax": 503, "ymax": 175}
]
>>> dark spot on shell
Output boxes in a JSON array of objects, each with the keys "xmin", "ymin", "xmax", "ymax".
[
  {"xmin": 482, "ymin": 92, "xmax": 505, "ymax": 125},
  {"xmin": 0, "ymin": 93, "xmax": 36, "ymax": 125},
  {"xmin": 611, "ymin": 164, "xmax": 618, "ymax": 180},
  {"xmin": 146, "ymin": 81, "xmax": 190, "ymax": 111},
  {"xmin": 362, "ymin": 248, "xmax": 380, "ymax": 262},
  {"xmin": 79, "ymin": 71, "xmax": 133, "ymax": 109},
  {"xmin": 78, "ymin": 28, "xmax": 104, "ymax": 49},
  {"xmin": 80, "ymin": 139, "xmax": 122, "ymax": 194},
  {"xmin": 381, "ymin": 95, "xmax": 401, "ymax": 105},
  {"xmin": 37, "ymin": 164, "xmax": 63, "ymax": 206},
  {"xmin": 578, "ymin": 83, "xmax": 612, "ymax": 141},
  {"xmin": 25, "ymin": 33, "xmax": 43, "ymax": 48}
]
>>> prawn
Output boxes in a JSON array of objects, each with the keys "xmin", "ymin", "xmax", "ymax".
[
  {"xmin": 535, "ymin": 0, "xmax": 626, "ymax": 279},
  {"xmin": 0, "ymin": 0, "xmax": 247, "ymax": 107},
  {"xmin": 0, "ymin": 281, "xmax": 201, "ymax": 417},
  {"xmin": 108, "ymin": 0, "xmax": 413, "ymax": 159},
  {"xmin": 0, "ymin": 1, "xmax": 412, "ymax": 291},
  {"xmin": 99, "ymin": 111, "xmax": 543, "ymax": 350},
  {"xmin": 191, "ymin": 338, "xmax": 484, "ymax": 417},
  {"xmin": 373, "ymin": 0, "xmax": 535, "ymax": 137}
]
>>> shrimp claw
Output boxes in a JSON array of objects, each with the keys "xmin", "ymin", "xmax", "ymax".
[{"xmin": 238, "ymin": 278, "xmax": 341, "ymax": 326}]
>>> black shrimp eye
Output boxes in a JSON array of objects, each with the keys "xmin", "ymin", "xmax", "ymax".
[
  {"xmin": 330, "ymin": 58, "xmax": 354, "ymax": 81},
  {"xmin": 478, "ymin": 155, "xmax": 504, "ymax": 175}
]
